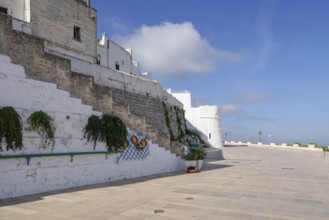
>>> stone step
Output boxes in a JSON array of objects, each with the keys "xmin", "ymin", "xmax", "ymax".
[
  {"xmin": 0, "ymin": 57, "xmax": 96, "ymax": 115},
  {"xmin": 0, "ymin": 61, "xmax": 26, "ymax": 78},
  {"xmin": 0, "ymin": 54, "xmax": 11, "ymax": 62}
]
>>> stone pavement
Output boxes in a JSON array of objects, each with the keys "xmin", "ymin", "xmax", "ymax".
[{"xmin": 1, "ymin": 145, "xmax": 329, "ymax": 220}]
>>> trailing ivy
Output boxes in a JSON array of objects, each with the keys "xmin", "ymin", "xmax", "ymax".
[
  {"xmin": 162, "ymin": 102, "xmax": 174, "ymax": 140},
  {"xmin": 0, "ymin": 107, "xmax": 23, "ymax": 151},
  {"xmin": 102, "ymin": 115, "xmax": 128, "ymax": 152},
  {"xmin": 0, "ymin": 117, "xmax": 3, "ymax": 148},
  {"xmin": 83, "ymin": 115, "xmax": 102, "ymax": 150},
  {"xmin": 27, "ymin": 111, "xmax": 55, "ymax": 149},
  {"xmin": 175, "ymin": 108, "xmax": 186, "ymax": 138},
  {"xmin": 83, "ymin": 114, "xmax": 128, "ymax": 152}
]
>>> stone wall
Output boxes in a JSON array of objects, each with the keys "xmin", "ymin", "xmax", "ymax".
[
  {"xmin": 111, "ymin": 88, "xmax": 168, "ymax": 134},
  {"xmin": 30, "ymin": 0, "xmax": 97, "ymax": 62},
  {"xmin": 0, "ymin": 52, "xmax": 183, "ymax": 200},
  {"xmin": 0, "ymin": 0, "xmax": 28, "ymax": 22},
  {"xmin": 0, "ymin": 13, "xmax": 184, "ymax": 153}
]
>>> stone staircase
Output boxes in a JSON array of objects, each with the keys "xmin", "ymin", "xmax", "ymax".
[
  {"xmin": 0, "ymin": 14, "xmax": 181, "ymax": 156},
  {"xmin": 0, "ymin": 54, "xmax": 97, "ymax": 116},
  {"xmin": 0, "ymin": 52, "xmax": 179, "ymax": 156}
]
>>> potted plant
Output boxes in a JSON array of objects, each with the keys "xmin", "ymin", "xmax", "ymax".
[{"xmin": 183, "ymin": 146, "xmax": 206, "ymax": 171}]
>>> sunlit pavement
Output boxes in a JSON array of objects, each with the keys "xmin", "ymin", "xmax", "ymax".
[{"xmin": 1, "ymin": 145, "xmax": 329, "ymax": 220}]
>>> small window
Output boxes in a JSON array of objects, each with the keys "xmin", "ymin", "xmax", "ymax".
[
  {"xmin": 96, "ymin": 54, "xmax": 101, "ymax": 65},
  {"xmin": 73, "ymin": 26, "xmax": 81, "ymax": 40},
  {"xmin": 0, "ymin": 7, "xmax": 8, "ymax": 14},
  {"xmin": 115, "ymin": 62, "xmax": 120, "ymax": 70},
  {"xmin": 209, "ymin": 133, "xmax": 211, "ymax": 139}
]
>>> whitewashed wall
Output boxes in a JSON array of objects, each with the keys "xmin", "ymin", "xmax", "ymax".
[
  {"xmin": 44, "ymin": 48, "xmax": 183, "ymax": 108},
  {"xmin": 0, "ymin": 54, "xmax": 182, "ymax": 199},
  {"xmin": 170, "ymin": 91, "xmax": 223, "ymax": 149},
  {"xmin": 97, "ymin": 35, "xmax": 139, "ymax": 75},
  {"xmin": 97, "ymin": 34, "xmax": 140, "ymax": 76},
  {"xmin": 0, "ymin": 0, "xmax": 29, "ymax": 22},
  {"xmin": 198, "ymin": 106, "xmax": 223, "ymax": 149}
]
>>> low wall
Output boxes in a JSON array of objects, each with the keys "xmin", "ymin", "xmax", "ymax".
[
  {"xmin": 0, "ymin": 54, "xmax": 183, "ymax": 199},
  {"xmin": 224, "ymin": 141, "xmax": 324, "ymax": 151}
]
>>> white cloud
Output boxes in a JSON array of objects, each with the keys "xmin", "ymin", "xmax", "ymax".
[
  {"xmin": 220, "ymin": 104, "xmax": 241, "ymax": 115},
  {"xmin": 119, "ymin": 22, "xmax": 243, "ymax": 76},
  {"xmin": 255, "ymin": 4, "xmax": 279, "ymax": 70}
]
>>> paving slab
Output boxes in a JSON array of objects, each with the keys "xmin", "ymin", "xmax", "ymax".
[{"xmin": 1, "ymin": 146, "xmax": 329, "ymax": 220}]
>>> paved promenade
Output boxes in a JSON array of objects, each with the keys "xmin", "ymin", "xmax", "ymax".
[{"xmin": 1, "ymin": 145, "xmax": 329, "ymax": 220}]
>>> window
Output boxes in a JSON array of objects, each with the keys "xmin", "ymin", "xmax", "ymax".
[
  {"xmin": 209, "ymin": 133, "xmax": 211, "ymax": 139},
  {"xmin": 0, "ymin": 7, "xmax": 8, "ymax": 14},
  {"xmin": 115, "ymin": 62, "xmax": 120, "ymax": 70},
  {"xmin": 96, "ymin": 54, "xmax": 101, "ymax": 65},
  {"xmin": 73, "ymin": 26, "xmax": 81, "ymax": 40}
]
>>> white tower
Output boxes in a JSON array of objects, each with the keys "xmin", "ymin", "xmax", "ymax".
[{"xmin": 169, "ymin": 90, "xmax": 223, "ymax": 149}]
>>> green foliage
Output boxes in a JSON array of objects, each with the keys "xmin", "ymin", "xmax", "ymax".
[
  {"xmin": 83, "ymin": 114, "xmax": 128, "ymax": 152},
  {"xmin": 0, "ymin": 117, "xmax": 3, "ymax": 146},
  {"xmin": 184, "ymin": 146, "xmax": 206, "ymax": 160},
  {"xmin": 322, "ymin": 147, "xmax": 329, "ymax": 152},
  {"xmin": 162, "ymin": 102, "xmax": 208, "ymax": 153},
  {"xmin": 294, "ymin": 142, "xmax": 301, "ymax": 146},
  {"xmin": 175, "ymin": 108, "xmax": 186, "ymax": 138},
  {"xmin": 162, "ymin": 102, "xmax": 174, "ymax": 140},
  {"xmin": 102, "ymin": 115, "xmax": 128, "ymax": 152},
  {"xmin": 27, "ymin": 111, "xmax": 55, "ymax": 149},
  {"xmin": 0, "ymin": 107, "xmax": 23, "ymax": 151},
  {"xmin": 83, "ymin": 115, "xmax": 102, "ymax": 150},
  {"xmin": 185, "ymin": 129, "xmax": 205, "ymax": 144}
]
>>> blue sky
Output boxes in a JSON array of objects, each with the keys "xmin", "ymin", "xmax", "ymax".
[{"xmin": 91, "ymin": 0, "xmax": 329, "ymax": 145}]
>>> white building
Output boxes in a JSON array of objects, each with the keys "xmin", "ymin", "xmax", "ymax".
[
  {"xmin": 97, "ymin": 33, "xmax": 142, "ymax": 77},
  {"xmin": 169, "ymin": 90, "xmax": 223, "ymax": 149},
  {"xmin": 0, "ymin": 0, "xmax": 144, "ymax": 78}
]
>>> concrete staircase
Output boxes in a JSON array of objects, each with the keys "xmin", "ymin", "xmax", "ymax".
[
  {"xmin": 0, "ymin": 54, "xmax": 97, "ymax": 115},
  {"xmin": 0, "ymin": 53, "xmax": 179, "ymax": 156}
]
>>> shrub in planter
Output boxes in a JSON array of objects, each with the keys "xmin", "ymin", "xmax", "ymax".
[
  {"xmin": 184, "ymin": 147, "xmax": 206, "ymax": 161},
  {"xmin": 183, "ymin": 146, "xmax": 206, "ymax": 171},
  {"xmin": 0, "ymin": 106, "xmax": 23, "ymax": 151}
]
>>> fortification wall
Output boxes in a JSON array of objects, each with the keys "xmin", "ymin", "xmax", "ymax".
[
  {"xmin": 0, "ymin": 53, "xmax": 183, "ymax": 200},
  {"xmin": 0, "ymin": 14, "xmax": 184, "ymax": 149}
]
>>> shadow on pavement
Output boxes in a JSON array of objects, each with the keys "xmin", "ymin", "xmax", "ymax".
[
  {"xmin": 201, "ymin": 147, "xmax": 233, "ymax": 171},
  {"xmin": 0, "ymin": 148, "xmax": 230, "ymax": 207},
  {"xmin": 0, "ymin": 170, "xmax": 186, "ymax": 207}
]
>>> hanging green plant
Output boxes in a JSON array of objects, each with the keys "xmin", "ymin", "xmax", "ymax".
[
  {"xmin": 83, "ymin": 115, "xmax": 102, "ymax": 150},
  {"xmin": 0, "ymin": 106, "xmax": 23, "ymax": 151},
  {"xmin": 0, "ymin": 117, "xmax": 3, "ymax": 146},
  {"xmin": 27, "ymin": 111, "xmax": 55, "ymax": 149},
  {"xmin": 83, "ymin": 114, "xmax": 128, "ymax": 152}
]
